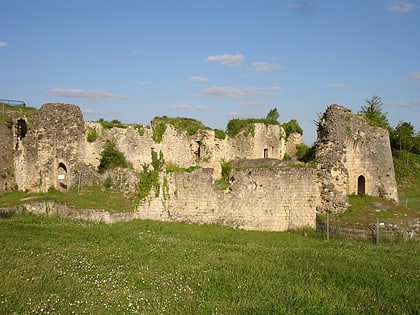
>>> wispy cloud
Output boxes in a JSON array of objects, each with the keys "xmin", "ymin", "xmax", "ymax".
[
  {"xmin": 251, "ymin": 62, "xmax": 282, "ymax": 72},
  {"xmin": 388, "ymin": 1, "xmax": 414, "ymax": 13},
  {"xmin": 329, "ymin": 83, "xmax": 348, "ymax": 89},
  {"xmin": 207, "ymin": 54, "xmax": 244, "ymax": 67},
  {"xmin": 0, "ymin": 41, "xmax": 7, "ymax": 48},
  {"xmin": 386, "ymin": 100, "xmax": 420, "ymax": 107},
  {"xmin": 165, "ymin": 104, "xmax": 207, "ymax": 111},
  {"xmin": 202, "ymin": 86, "xmax": 281, "ymax": 99},
  {"xmin": 289, "ymin": 0, "xmax": 316, "ymax": 17},
  {"xmin": 411, "ymin": 71, "xmax": 420, "ymax": 81},
  {"xmin": 241, "ymin": 101, "xmax": 267, "ymax": 108},
  {"xmin": 49, "ymin": 88, "xmax": 129, "ymax": 100},
  {"xmin": 226, "ymin": 111, "xmax": 257, "ymax": 119},
  {"xmin": 82, "ymin": 108, "xmax": 118, "ymax": 117},
  {"xmin": 136, "ymin": 81, "xmax": 148, "ymax": 86},
  {"xmin": 189, "ymin": 76, "xmax": 209, "ymax": 82}
]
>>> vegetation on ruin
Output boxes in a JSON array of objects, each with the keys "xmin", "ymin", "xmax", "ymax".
[
  {"xmin": 136, "ymin": 150, "xmax": 165, "ymax": 202},
  {"xmin": 97, "ymin": 118, "xmax": 126, "ymax": 129},
  {"xmin": 98, "ymin": 140, "xmax": 132, "ymax": 173},
  {"xmin": 152, "ymin": 116, "xmax": 206, "ymax": 136},
  {"xmin": 86, "ymin": 126, "xmax": 98, "ymax": 142},
  {"xmin": 214, "ymin": 128, "xmax": 226, "ymax": 140},
  {"xmin": 226, "ymin": 118, "xmax": 279, "ymax": 137},
  {"xmin": 214, "ymin": 160, "xmax": 232, "ymax": 190},
  {"xmin": 165, "ymin": 163, "xmax": 201, "ymax": 173},
  {"xmin": 0, "ymin": 214, "xmax": 418, "ymax": 314},
  {"xmin": 282, "ymin": 119, "xmax": 303, "ymax": 139},
  {"xmin": 151, "ymin": 122, "xmax": 167, "ymax": 143}
]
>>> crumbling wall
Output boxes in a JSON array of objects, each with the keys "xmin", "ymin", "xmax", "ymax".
[
  {"xmin": 84, "ymin": 121, "xmax": 286, "ymax": 179},
  {"xmin": 316, "ymin": 104, "xmax": 398, "ymax": 213},
  {"xmin": 15, "ymin": 103, "xmax": 87, "ymax": 192},
  {"xmin": 0, "ymin": 120, "xmax": 16, "ymax": 193},
  {"xmin": 137, "ymin": 165, "xmax": 320, "ymax": 231}
]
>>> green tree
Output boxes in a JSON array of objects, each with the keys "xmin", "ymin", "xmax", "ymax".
[
  {"xmin": 98, "ymin": 140, "xmax": 131, "ymax": 173},
  {"xmin": 358, "ymin": 96, "xmax": 390, "ymax": 130},
  {"xmin": 266, "ymin": 108, "xmax": 279, "ymax": 122},
  {"xmin": 392, "ymin": 121, "xmax": 414, "ymax": 151}
]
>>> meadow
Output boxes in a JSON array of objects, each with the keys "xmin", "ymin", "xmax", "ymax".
[{"xmin": 0, "ymin": 213, "xmax": 418, "ymax": 314}]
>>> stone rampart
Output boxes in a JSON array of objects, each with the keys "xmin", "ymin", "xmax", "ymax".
[{"xmin": 137, "ymin": 166, "xmax": 320, "ymax": 231}]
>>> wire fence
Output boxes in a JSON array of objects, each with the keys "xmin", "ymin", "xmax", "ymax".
[
  {"xmin": 316, "ymin": 214, "xmax": 418, "ymax": 244},
  {"xmin": 0, "ymin": 99, "xmax": 26, "ymax": 107}
]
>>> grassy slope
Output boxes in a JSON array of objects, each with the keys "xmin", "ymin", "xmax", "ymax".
[{"xmin": 0, "ymin": 214, "xmax": 418, "ymax": 314}]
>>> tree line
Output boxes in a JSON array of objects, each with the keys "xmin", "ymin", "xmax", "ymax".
[{"xmin": 359, "ymin": 96, "xmax": 419, "ymax": 154}]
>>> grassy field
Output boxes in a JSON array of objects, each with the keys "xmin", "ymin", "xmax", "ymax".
[{"xmin": 0, "ymin": 213, "xmax": 419, "ymax": 314}]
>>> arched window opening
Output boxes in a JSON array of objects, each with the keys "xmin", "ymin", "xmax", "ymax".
[
  {"xmin": 57, "ymin": 163, "xmax": 68, "ymax": 190},
  {"xmin": 357, "ymin": 175, "xmax": 365, "ymax": 195}
]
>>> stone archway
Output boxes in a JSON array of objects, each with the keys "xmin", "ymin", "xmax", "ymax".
[
  {"xmin": 357, "ymin": 175, "xmax": 365, "ymax": 195},
  {"xmin": 57, "ymin": 162, "xmax": 68, "ymax": 190}
]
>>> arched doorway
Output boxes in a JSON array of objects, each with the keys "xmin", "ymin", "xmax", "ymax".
[
  {"xmin": 57, "ymin": 162, "xmax": 68, "ymax": 190},
  {"xmin": 357, "ymin": 175, "xmax": 365, "ymax": 195}
]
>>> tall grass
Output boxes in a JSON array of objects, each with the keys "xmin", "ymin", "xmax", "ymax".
[{"xmin": 1, "ymin": 214, "xmax": 418, "ymax": 314}]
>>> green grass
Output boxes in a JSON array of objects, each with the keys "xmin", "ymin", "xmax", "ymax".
[
  {"xmin": 0, "ymin": 214, "xmax": 418, "ymax": 314},
  {"xmin": 394, "ymin": 150, "xmax": 420, "ymax": 210},
  {"xmin": 0, "ymin": 186, "xmax": 136, "ymax": 213}
]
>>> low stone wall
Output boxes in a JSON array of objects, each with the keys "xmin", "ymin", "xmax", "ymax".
[
  {"xmin": 0, "ymin": 166, "xmax": 321, "ymax": 232},
  {"xmin": 137, "ymin": 166, "xmax": 321, "ymax": 231},
  {"xmin": 316, "ymin": 216, "xmax": 419, "ymax": 241}
]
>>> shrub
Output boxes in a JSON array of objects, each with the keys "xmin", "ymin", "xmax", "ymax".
[
  {"xmin": 152, "ymin": 122, "xmax": 166, "ymax": 143},
  {"xmin": 282, "ymin": 119, "xmax": 303, "ymax": 139},
  {"xmin": 98, "ymin": 140, "xmax": 131, "ymax": 173},
  {"xmin": 214, "ymin": 129, "xmax": 226, "ymax": 140},
  {"xmin": 86, "ymin": 126, "xmax": 98, "ymax": 142},
  {"xmin": 226, "ymin": 118, "xmax": 279, "ymax": 138},
  {"xmin": 152, "ymin": 116, "xmax": 205, "ymax": 136}
]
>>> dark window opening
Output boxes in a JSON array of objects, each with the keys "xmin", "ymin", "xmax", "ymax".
[
  {"xmin": 195, "ymin": 141, "xmax": 201, "ymax": 158},
  {"xmin": 57, "ymin": 162, "xmax": 68, "ymax": 191},
  {"xmin": 357, "ymin": 175, "xmax": 365, "ymax": 195},
  {"xmin": 264, "ymin": 148, "xmax": 268, "ymax": 158},
  {"xmin": 16, "ymin": 119, "xmax": 27, "ymax": 140}
]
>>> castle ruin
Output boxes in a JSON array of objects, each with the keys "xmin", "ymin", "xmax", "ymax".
[{"xmin": 0, "ymin": 103, "xmax": 398, "ymax": 231}]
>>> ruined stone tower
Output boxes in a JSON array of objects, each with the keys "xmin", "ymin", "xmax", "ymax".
[{"xmin": 316, "ymin": 104, "xmax": 398, "ymax": 213}]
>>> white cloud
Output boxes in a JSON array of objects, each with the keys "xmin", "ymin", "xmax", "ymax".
[
  {"xmin": 207, "ymin": 54, "xmax": 244, "ymax": 67},
  {"xmin": 241, "ymin": 101, "xmax": 267, "ymax": 108},
  {"xmin": 251, "ymin": 62, "xmax": 282, "ymax": 72},
  {"xmin": 189, "ymin": 76, "xmax": 208, "ymax": 82},
  {"xmin": 388, "ymin": 1, "xmax": 414, "ymax": 13},
  {"xmin": 411, "ymin": 71, "xmax": 420, "ymax": 81},
  {"xmin": 165, "ymin": 104, "xmax": 192, "ymax": 111},
  {"xmin": 165, "ymin": 104, "xmax": 207, "ymax": 111},
  {"xmin": 329, "ymin": 83, "xmax": 348, "ymax": 89},
  {"xmin": 82, "ymin": 108, "xmax": 118, "ymax": 117},
  {"xmin": 386, "ymin": 100, "xmax": 420, "ymax": 107},
  {"xmin": 49, "ymin": 88, "xmax": 129, "ymax": 100},
  {"xmin": 0, "ymin": 41, "xmax": 7, "ymax": 48},
  {"xmin": 226, "ymin": 111, "xmax": 257, "ymax": 119},
  {"xmin": 137, "ymin": 81, "xmax": 148, "ymax": 86},
  {"xmin": 202, "ymin": 86, "xmax": 280, "ymax": 99}
]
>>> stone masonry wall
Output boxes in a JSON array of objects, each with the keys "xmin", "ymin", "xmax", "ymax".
[
  {"xmin": 14, "ymin": 103, "xmax": 87, "ymax": 192},
  {"xmin": 136, "ymin": 166, "xmax": 321, "ymax": 231},
  {"xmin": 0, "ymin": 121, "xmax": 16, "ymax": 193},
  {"xmin": 316, "ymin": 105, "xmax": 398, "ymax": 213}
]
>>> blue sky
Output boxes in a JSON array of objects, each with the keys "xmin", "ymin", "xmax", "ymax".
[{"xmin": 1, "ymin": 0, "xmax": 419, "ymax": 144}]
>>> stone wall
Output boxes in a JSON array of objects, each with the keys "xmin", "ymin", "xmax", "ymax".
[
  {"xmin": 316, "ymin": 105, "xmax": 398, "ymax": 213},
  {"xmin": 14, "ymin": 103, "xmax": 87, "ymax": 192},
  {"xmin": 136, "ymin": 165, "xmax": 321, "ymax": 231},
  {"xmin": 0, "ymin": 120, "xmax": 16, "ymax": 193}
]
